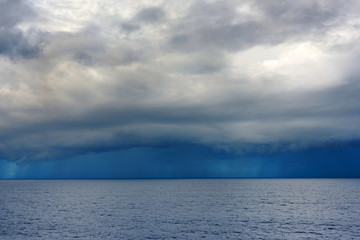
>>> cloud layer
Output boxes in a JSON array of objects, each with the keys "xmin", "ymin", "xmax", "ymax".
[{"xmin": 1, "ymin": 0, "xmax": 360, "ymax": 162}]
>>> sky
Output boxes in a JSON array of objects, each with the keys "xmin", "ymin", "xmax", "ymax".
[{"xmin": 0, "ymin": 0, "xmax": 360, "ymax": 178}]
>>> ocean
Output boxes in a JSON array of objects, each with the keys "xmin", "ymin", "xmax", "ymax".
[{"xmin": 0, "ymin": 179, "xmax": 359, "ymax": 239}]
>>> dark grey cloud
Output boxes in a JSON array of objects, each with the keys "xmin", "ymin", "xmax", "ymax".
[
  {"xmin": 257, "ymin": 0, "xmax": 345, "ymax": 27},
  {"xmin": 170, "ymin": 22, "xmax": 265, "ymax": 52},
  {"xmin": 47, "ymin": 27, "xmax": 144, "ymax": 67},
  {"xmin": 120, "ymin": 22, "xmax": 141, "ymax": 33},
  {"xmin": 175, "ymin": 50, "xmax": 227, "ymax": 74},
  {"xmin": 168, "ymin": 0, "xmax": 353, "ymax": 52},
  {"xmin": 1, "ymin": 72, "xmax": 360, "ymax": 162},
  {"xmin": 0, "ymin": 0, "xmax": 36, "ymax": 28},
  {"xmin": 0, "ymin": 29, "xmax": 43, "ymax": 59},
  {"xmin": 73, "ymin": 51, "xmax": 93, "ymax": 66},
  {"xmin": 119, "ymin": 6, "xmax": 165, "ymax": 34},
  {"xmin": 0, "ymin": 0, "xmax": 44, "ymax": 59},
  {"xmin": 135, "ymin": 7, "xmax": 165, "ymax": 23}
]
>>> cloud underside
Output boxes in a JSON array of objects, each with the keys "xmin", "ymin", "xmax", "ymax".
[{"xmin": 1, "ymin": 0, "xmax": 360, "ymax": 162}]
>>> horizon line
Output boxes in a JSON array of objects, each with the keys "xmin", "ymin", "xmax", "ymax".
[{"xmin": 1, "ymin": 177, "xmax": 360, "ymax": 180}]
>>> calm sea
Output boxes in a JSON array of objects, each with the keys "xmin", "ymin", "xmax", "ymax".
[{"xmin": 0, "ymin": 179, "xmax": 359, "ymax": 239}]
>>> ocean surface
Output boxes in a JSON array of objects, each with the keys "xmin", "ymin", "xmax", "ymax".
[{"xmin": 0, "ymin": 179, "xmax": 359, "ymax": 240}]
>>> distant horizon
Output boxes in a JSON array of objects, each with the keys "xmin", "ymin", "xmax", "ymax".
[
  {"xmin": 1, "ymin": 177, "xmax": 360, "ymax": 180},
  {"xmin": 1, "ymin": 143, "xmax": 360, "ymax": 179}
]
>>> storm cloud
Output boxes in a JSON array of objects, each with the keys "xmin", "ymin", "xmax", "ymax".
[
  {"xmin": 0, "ymin": 0, "xmax": 44, "ymax": 59},
  {"xmin": 1, "ymin": 0, "xmax": 360, "ymax": 163}
]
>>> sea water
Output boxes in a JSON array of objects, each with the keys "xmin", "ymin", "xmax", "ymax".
[{"xmin": 0, "ymin": 179, "xmax": 359, "ymax": 239}]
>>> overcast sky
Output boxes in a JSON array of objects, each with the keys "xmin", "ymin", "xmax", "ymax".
[{"xmin": 1, "ymin": 0, "xmax": 360, "ymax": 173}]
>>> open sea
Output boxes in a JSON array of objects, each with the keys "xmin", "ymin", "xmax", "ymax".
[{"xmin": 0, "ymin": 179, "xmax": 359, "ymax": 240}]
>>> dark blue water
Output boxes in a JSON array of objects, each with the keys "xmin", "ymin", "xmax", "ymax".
[{"xmin": 0, "ymin": 179, "xmax": 359, "ymax": 239}]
